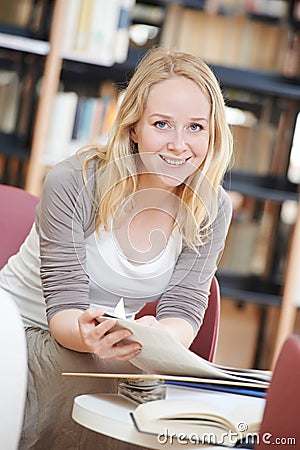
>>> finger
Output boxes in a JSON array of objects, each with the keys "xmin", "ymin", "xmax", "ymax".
[
  {"xmin": 94, "ymin": 318, "xmax": 120, "ymax": 337},
  {"xmin": 103, "ymin": 327, "xmax": 134, "ymax": 346},
  {"xmin": 115, "ymin": 346, "xmax": 143, "ymax": 361},
  {"xmin": 78, "ymin": 307, "xmax": 106, "ymax": 325},
  {"xmin": 105, "ymin": 342, "xmax": 142, "ymax": 361},
  {"xmin": 78, "ymin": 309, "xmax": 112, "ymax": 343}
]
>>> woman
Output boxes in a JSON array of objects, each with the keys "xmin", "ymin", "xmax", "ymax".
[{"xmin": 0, "ymin": 47, "xmax": 233, "ymax": 448}]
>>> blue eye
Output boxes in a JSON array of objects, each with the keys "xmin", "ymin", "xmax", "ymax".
[
  {"xmin": 189, "ymin": 123, "xmax": 202, "ymax": 131},
  {"xmin": 154, "ymin": 121, "xmax": 168, "ymax": 129}
]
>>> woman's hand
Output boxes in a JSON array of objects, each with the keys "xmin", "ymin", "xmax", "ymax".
[
  {"xmin": 49, "ymin": 307, "xmax": 142, "ymax": 359},
  {"xmin": 77, "ymin": 308, "xmax": 142, "ymax": 360},
  {"xmin": 136, "ymin": 314, "xmax": 195, "ymax": 348}
]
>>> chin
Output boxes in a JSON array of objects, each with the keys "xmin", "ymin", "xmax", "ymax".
[{"xmin": 158, "ymin": 175, "xmax": 184, "ymax": 189}]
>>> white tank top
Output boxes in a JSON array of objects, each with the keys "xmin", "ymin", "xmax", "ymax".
[{"xmin": 86, "ymin": 222, "xmax": 182, "ymax": 318}]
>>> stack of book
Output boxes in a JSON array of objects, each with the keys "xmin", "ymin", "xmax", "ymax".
[{"xmin": 65, "ymin": 316, "xmax": 270, "ymax": 447}]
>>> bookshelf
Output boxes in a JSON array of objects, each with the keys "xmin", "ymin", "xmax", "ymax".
[
  {"xmin": 0, "ymin": 32, "xmax": 49, "ymax": 54},
  {"xmin": 1, "ymin": 0, "xmax": 299, "ymax": 367},
  {"xmin": 25, "ymin": 0, "xmax": 139, "ymax": 194},
  {"xmin": 0, "ymin": 0, "xmax": 52, "ymax": 186}
]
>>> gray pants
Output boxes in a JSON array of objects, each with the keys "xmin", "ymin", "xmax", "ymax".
[{"xmin": 20, "ymin": 327, "xmax": 144, "ymax": 450}]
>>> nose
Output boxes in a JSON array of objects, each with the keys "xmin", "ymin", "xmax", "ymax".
[{"xmin": 168, "ymin": 129, "xmax": 187, "ymax": 153}]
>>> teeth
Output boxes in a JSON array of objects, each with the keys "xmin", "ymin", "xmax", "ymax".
[{"xmin": 161, "ymin": 155, "xmax": 186, "ymax": 166}]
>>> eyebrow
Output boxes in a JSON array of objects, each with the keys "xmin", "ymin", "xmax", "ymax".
[{"xmin": 149, "ymin": 113, "xmax": 208, "ymax": 122}]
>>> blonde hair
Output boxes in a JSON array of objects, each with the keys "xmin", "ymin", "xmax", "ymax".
[{"xmin": 79, "ymin": 46, "xmax": 233, "ymax": 249}]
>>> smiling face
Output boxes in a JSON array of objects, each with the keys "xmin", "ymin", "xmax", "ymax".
[{"xmin": 131, "ymin": 76, "xmax": 211, "ymax": 191}]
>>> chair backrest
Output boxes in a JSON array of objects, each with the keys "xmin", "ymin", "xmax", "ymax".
[
  {"xmin": 0, "ymin": 184, "xmax": 39, "ymax": 269},
  {"xmin": 255, "ymin": 334, "xmax": 300, "ymax": 449},
  {"xmin": 135, "ymin": 276, "xmax": 220, "ymax": 361}
]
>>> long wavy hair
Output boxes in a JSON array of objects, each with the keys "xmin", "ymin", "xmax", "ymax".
[{"xmin": 78, "ymin": 46, "xmax": 233, "ymax": 249}]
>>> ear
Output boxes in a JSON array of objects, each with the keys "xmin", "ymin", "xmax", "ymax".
[{"xmin": 130, "ymin": 127, "xmax": 138, "ymax": 143}]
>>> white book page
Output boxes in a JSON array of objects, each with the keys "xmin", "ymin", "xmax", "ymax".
[
  {"xmin": 133, "ymin": 390, "xmax": 265, "ymax": 431},
  {"xmin": 131, "ymin": 390, "xmax": 266, "ymax": 446},
  {"xmin": 97, "ymin": 317, "xmax": 270, "ymax": 386}
]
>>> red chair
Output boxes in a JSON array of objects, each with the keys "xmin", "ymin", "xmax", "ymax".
[
  {"xmin": 255, "ymin": 334, "xmax": 300, "ymax": 449},
  {"xmin": 135, "ymin": 276, "xmax": 220, "ymax": 361},
  {"xmin": 0, "ymin": 184, "xmax": 37, "ymax": 447},
  {"xmin": 0, "ymin": 184, "xmax": 39, "ymax": 269}
]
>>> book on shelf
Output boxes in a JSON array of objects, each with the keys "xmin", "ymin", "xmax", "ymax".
[
  {"xmin": 86, "ymin": 0, "xmax": 119, "ymax": 60},
  {"xmin": 130, "ymin": 389, "xmax": 266, "ymax": 447},
  {"xmin": 160, "ymin": 3, "xmax": 289, "ymax": 72},
  {"xmin": 63, "ymin": 314, "xmax": 271, "ymax": 389},
  {"xmin": 114, "ymin": 0, "xmax": 136, "ymax": 63},
  {"xmin": 44, "ymin": 91, "xmax": 78, "ymax": 166},
  {"xmin": 61, "ymin": 0, "xmax": 135, "ymax": 65},
  {"xmin": 17, "ymin": 66, "xmax": 37, "ymax": 138},
  {"xmin": 61, "ymin": 0, "xmax": 82, "ymax": 52},
  {"xmin": 74, "ymin": 0, "xmax": 93, "ymax": 52},
  {"xmin": 218, "ymin": 219, "xmax": 259, "ymax": 275},
  {"xmin": 0, "ymin": 70, "xmax": 20, "ymax": 134},
  {"xmin": 76, "ymin": 97, "xmax": 95, "ymax": 142},
  {"xmin": 44, "ymin": 84, "xmax": 119, "ymax": 166},
  {"xmin": 246, "ymin": 0, "xmax": 288, "ymax": 18},
  {"xmin": 219, "ymin": 193, "xmax": 276, "ymax": 276},
  {"xmin": 0, "ymin": 0, "xmax": 48, "ymax": 36},
  {"xmin": 0, "ymin": 0, "xmax": 32, "ymax": 28},
  {"xmin": 231, "ymin": 123, "xmax": 275, "ymax": 176}
]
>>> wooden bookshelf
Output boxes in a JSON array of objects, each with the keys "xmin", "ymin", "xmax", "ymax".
[
  {"xmin": 25, "ymin": 0, "xmax": 66, "ymax": 195},
  {"xmin": 0, "ymin": 32, "xmax": 50, "ymax": 54}
]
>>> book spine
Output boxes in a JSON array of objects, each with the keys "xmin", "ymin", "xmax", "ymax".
[
  {"xmin": 160, "ymin": 6, "xmax": 290, "ymax": 72},
  {"xmin": 74, "ymin": 0, "xmax": 94, "ymax": 52},
  {"xmin": 0, "ymin": 70, "xmax": 20, "ymax": 134},
  {"xmin": 44, "ymin": 92, "xmax": 79, "ymax": 165},
  {"xmin": 114, "ymin": 0, "xmax": 135, "ymax": 64},
  {"xmin": 86, "ymin": 0, "xmax": 121, "ymax": 64},
  {"xmin": 61, "ymin": 0, "xmax": 82, "ymax": 52}
]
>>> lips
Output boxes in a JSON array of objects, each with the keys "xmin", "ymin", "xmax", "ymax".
[{"xmin": 159, "ymin": 154, "xmax": 190, "ymax": 166}]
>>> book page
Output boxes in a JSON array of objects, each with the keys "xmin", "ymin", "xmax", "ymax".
[
  {"xmin": 131, "ymin": 390, "xmax": 266, "ymax": 446},
  {"xmin": 97, "ymin": 316, "xmax": 270, "ymax": 386}
]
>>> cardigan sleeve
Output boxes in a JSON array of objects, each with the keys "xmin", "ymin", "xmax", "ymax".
[
  {"xmin": 156, "ymin": 187, "xmax": 232, "ymax": 333},
  {"xmin": 35, "ymin": 155, "xmax": 96, "ymax": 324}
]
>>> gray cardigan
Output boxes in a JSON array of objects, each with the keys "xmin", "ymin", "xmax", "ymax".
[{"xmin": 36, "ymin": 154, "xmax": 232, "ymax": 333}]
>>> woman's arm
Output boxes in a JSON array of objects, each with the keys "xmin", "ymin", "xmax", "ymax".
[
  {"xmin": 158, "ymin": 317, "xmax": 194, "ymax": 347},
  {"xmin": 136, "ymin": 314, "xmax": 194, "ymax": 347},
  {"xmin": 37, "ymin": 157, "xmax": 94, "ymax": 322},
  {"xmin": 156, "ymin": 188, "xmax": 232, "ymax": 336}
]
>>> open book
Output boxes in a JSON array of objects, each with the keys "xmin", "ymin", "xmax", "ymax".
[
  {"xmin": 131, "ymin": 390, "xmax": 266, "ymax": 447},
  {"xmin": 65, "ymin": 315, "xmax": 271, "ymax": 389}
]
